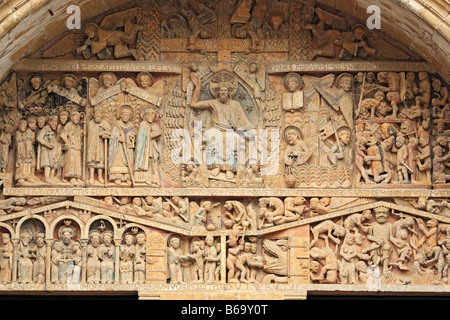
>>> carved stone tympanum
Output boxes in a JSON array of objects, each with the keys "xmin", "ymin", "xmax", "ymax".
[{"xmin": 0, "ymin": 0, "xmax": 447, "ymax": 300}]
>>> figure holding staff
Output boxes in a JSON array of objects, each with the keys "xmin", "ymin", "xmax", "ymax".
[
  {"xmin": 87, "ymin": 106, "xmax": 111, "ymax": 185},
  {"xmin": 108, "ymin": 105, "xmax": 136, "ymax": 186},
  {"xmin": 60, "ymin": 110, "xmax": 84, "ymax": 186}
]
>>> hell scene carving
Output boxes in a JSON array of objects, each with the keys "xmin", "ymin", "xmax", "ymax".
[{"xmin": 0, "ymin": 0, "xmax": 447, "ymax": 298}]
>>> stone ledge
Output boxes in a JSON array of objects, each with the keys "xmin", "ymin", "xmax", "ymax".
[
  {"xmin": 305, "ymin": 283, "xmax": 450, "ymax": 294},
  {"xmin": 266, "ymin": 60, "xmax": 436, "ymax": 74},
  {"xmin": 140, "ymin": 290, "xmax": 300, "ymax": 300},
  {"xmin": 14, "ymin": 59, "xmax": 183, "ymax": 74},
  {"xmin": 2, "ymin": 282, "xmax": 448, "ymax": 298}
]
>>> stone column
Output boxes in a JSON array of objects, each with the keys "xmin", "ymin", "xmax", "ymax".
[
  {"xmin": 80, "ymin": 238, "xmax": 88, "ymax": 284},
  {"xmin": 45, "ymin": 239, "xmax": 53, "ymax": 285},
  {"xmin": 114, "ymin": 238, "xmax": 121, "ymax": 284},
  {"xmin": 11, "ymin": 238, "xmax": 19, "ymax": 283},
  {"xmin": 220, "ymin": 235, "xmax": 226, "ymax": 284}
]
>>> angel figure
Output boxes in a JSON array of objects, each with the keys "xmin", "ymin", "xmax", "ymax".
[
  {"xmin": 230, "ymin": 0, "xmax": 265, "ymax": 51},
  {"xmin": 262, "ymin": 12, "xmax": 289, "ymax": 39},
  {"xmin": 180, "ymin": 0, "xmax": 216, "ymax": 51},
  {"xmin": 121, "ymin": 72, "xmax": 164, "ymax": 109},
  {"xmin": 304, "ymin": 9, "xmax": 375, "ymax": 61},
  {"xmin": 161, "ymin": 14, "xmax": 189, "ymax": 39},
  {"xmin": 76, "ymin": 8, "xmax": 143, "ymax": 60},
  {"xmin": 0, "ymin": 73, "xmax": 16, "ymax": 112},
  {"xmin": 47, "ymin": 73, "xmax": 87, "ymax": 108},
  {"xmin": 18, "ymin": 74, "xmax": 53, "ymax": 113},
  {"xmin": 89, "ymin": 72, "xmax": 125, "ymax": 109},
  {"xmin": 316, "ymin": 73, "xmax": 354, "ymax": 130}
]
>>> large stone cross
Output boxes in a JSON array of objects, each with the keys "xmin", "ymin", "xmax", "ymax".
[{"xmin": 160, "ymin": 1, "xmax": 285, "ymax": 70}]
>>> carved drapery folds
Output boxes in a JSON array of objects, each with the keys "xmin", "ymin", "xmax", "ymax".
[
  {"xmin": 7, "ymin": 68, "xmax": 446, "ymax": 189},
  {"xmin": 0, "ymin": 195, "xmax": 447, "ymax": 291},
  {"xmin": 0, "ymin": 0, "xmax": 447, "ymax": 297},
  {"xmin": 309, "ymin": 205, "xmax": 450, "ymax": 286}
]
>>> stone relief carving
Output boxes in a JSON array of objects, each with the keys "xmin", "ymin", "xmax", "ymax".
[
  {"xmin": 0, "ymin": 195, "xmax": 446, "ymax": 290},
  {"xmin": 354, "ymin": 71, "xmax": 446, "ymax": 187},
  {"xmin": 309, "ymin": 205, "xmax": 450, "ymax": 286},
  {"xmin": 282, "ymin": 72, "xmax": 354, "ymax": 188},
  {"xmin": 16, "ymin": 219, "xmax": 46, "ymax": 284},
  {"xmin": 0, "ymin": 0, "xmax": 447, "ymax": 299},
  {"xmin": 87, "ymin": 72, "xmax": 165, "ymax": 187},
  {"xmin": 53, "ymin": 220, "xmax": 81, "ymax": 285},
  {"xmin": 86, "ymin": 220, "xmax": 117, "ymax": 284},
  {"xmin": 4, "ymin": 7, "xmax": 445, "ymax": 192},
  {"xmin": 0, "ymin": 232, "xmax": 13, "ymax": 284},
  {"xmin": 76, "ymin": 9, "xmax": 143, "ymax": 60}
]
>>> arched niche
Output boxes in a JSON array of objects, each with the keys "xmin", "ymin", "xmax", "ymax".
[
  {"xmin": 84, "ymin": 215, "xmax": 118, "ymax": 239},
  {"xmin": 0, "ymin": 223, "xmax": 15, "ymax": 239},
  {"xmin": 188, "ymin": 69, "xmax": 263, "ymax": 130},
  {"xmin": 118, "ymin": 223, "xmax": 148, "ymax": 239},
  {"xmin": 15, "ymin": 215, "xmax": 49, "ymax": 239},
  {"xmin": 50, "ymin": 215, "xmax": 84, "ymax": 241}
]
